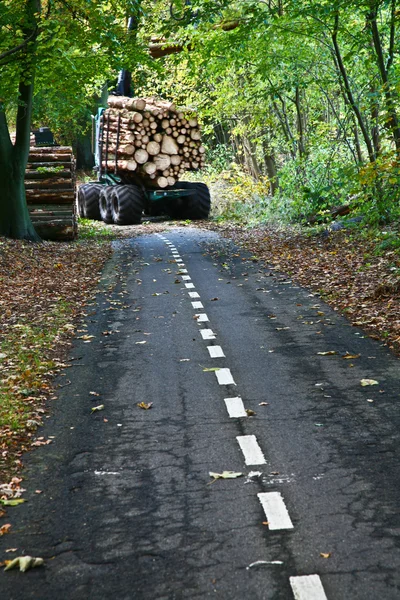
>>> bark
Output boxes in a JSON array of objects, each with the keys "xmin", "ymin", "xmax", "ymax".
[
  {"xmin": 331, "ymin": 12, "xmax": 376, "ymax": 163},
  {"xmin": 0, "ymin": 0, "xmax": 41, "ymax": 241},
  {"xmin": 368, "ymin": 5, "xmax": 400, "ymax": 152}
]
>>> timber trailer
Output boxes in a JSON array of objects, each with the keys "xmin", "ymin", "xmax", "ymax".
[{"xmin": 77, "ymin": 103, "xmax": 211, "ymax": 226}]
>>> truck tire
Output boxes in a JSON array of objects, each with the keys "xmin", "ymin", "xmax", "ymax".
[
  {"xmin": 77, "ymin": 183, "xmax": 103, "ymax": 220},
  {"xmin": 111, "ymin": 185, "xmax": 144, "ymax": 225},
  {"xmin": 99, "ymin": 187, "xmax": 114, "ymax": 224},
  {"xmin": 169, "ymin": 182, "xmax": 211, "ymax": 220}
]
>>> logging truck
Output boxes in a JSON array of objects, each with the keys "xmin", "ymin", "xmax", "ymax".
[{"xmin": 77, "ymin": 95, "xmax": 211, "ymax": 225}]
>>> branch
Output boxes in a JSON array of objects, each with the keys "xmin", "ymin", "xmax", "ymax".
[{"xmin": 0, "ymin": 27, "xmax": 38, "ymax": 62}]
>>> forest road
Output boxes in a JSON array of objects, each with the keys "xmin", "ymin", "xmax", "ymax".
[{"xmin": 1, "ymin": 227, "xmax": 400, "ymax": 600}]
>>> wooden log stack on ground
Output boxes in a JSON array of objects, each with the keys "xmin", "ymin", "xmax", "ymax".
[
  {"xmin": 25, "ymin": 146, "xmax": 77, "ymax": 241},
  {"xmin": 100, "ymin": 96, "xmax": 206, "ymax": 188}
]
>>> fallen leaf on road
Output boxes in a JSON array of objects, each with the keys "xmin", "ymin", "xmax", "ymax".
[
  {"xmin": 0, "ymin": 524, "xmax": 12, "ymax": 536},
  {"xmin": 203, "ymin": 367, "xmax": 220, "ymax": 372},
  {"xmin": 320, "ymin": 552, "xmax": 331, "ymax": 559},
  {"xmin": 360, "ymin": 379, "xmax": 379, "ymax": 386},
  {"xmin": 89, "ymin": 391, "xmax": 100, "ymax": 396},
  {"xmin": 276, "ymin": 327, "xmax": 290, "ymax": 331},
  {"xmin": 262, "ymin": 521, "xmax": 269, "ymax": 526},
  {"xmin": 5, "ymin": 549, "xmax": 17, "ymax": 553},
  {"xmin": 259, "ymin": 402, "xmax": 269, "ymax": 406},
  {"xmin": 179, "ymin": 359, "xmax": 190, "ymax": 362},
  {"xmin": 343, "ymin": 353, "xmax": 360, "ymax": 359},
  {"xmin": 0, "ymin": 499, "xmax": 26, "ymax": 506},
  {"xmin": 210, "ymin": 297, "xmax": 219, "ymax": 301},
  {"xmin": 137, "ymin": 402, "xmax": 153, "ymax": 410},
  {"xmin": 78, "ymin": 335, "xmax": 95, "ymax": 340},
  {"xmin": 317, "ymin": 351, "xmax": 337, "ymax": 356},
  {"xmin": 4, "ymin": 556, "xmax": 44, "ymax": 572},
  {"xmin": 246, "ymin": 409, "xmax": 256, "ymax": 416},
  {"xmin": 91, "ymin": 404, "xmax": 105, "ymax": 413},
  {"xmin": 135, "ymin": 341, "xmax": 147, "ymax": 345},
  {"xmin": 209, "ymin": 471, "xmax": 243, "ymax": 481}
]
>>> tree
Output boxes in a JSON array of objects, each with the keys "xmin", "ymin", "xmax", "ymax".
[{"xmin": 0, "ymin": 0, "xmax": 144, "ymax": 240}]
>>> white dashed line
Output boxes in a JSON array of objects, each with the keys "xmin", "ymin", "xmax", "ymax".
[
  {"xmin": 192, "ymin": 301, "xmax": 204, "ymax": 309},
  {"xmin": 215, "ymin": 368, "xmax": 235, "ymax": 385},
  {"xmin": 189, "ymin": 291, "xmax": 200, "ymax": 298},
  {"xmin": 195, "ymin": 313, "xmax": 209, "ymax": 322},
  {"xmin": 207, "ymin": 345, "xmax": 224, "ymax": 358},
  {"xmin": 182, "ymin": 275, "xmax": 191, "ymax": 281},
  {"xmin": 236, "ymin": 435, "xmax": 266, "ymax": 465},
  {"xmin": 200, "ymin": 329, "xmax": 216, "ymax": 340},
  {"xmin": 257, "ymin": 492, "xmax": 294, "ymax": 530},
  {"xmin": 178, "ymin": 268, "xmax": 188, "ymax": 273},
  {"xmin": 176, "ymin": 259, "xmax": 183, "ymax": 263},
  {"xmin": 289, "ymin": 575, "xmax": 328, "ymax": 600},
  {"xmin": 224, "ymin": 397, "xmax": 247, "ymax": 418},
  {"xmin": 185, "ymin": 282, "xmax": 195, "ymax": 289}
]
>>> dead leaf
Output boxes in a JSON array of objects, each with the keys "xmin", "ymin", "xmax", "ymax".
[
  {"xmin": 4, "ymin": 556, "xmax": 44, "ymax": 572},
  {"xmin": 0, "ymin": 524, "xmax": 12, "ymax": 536},
  {"xmin": 0, "ymin": 499, "xmax": 26, "ymax": 506},
  {"xmin": 259, "ymin": 402, "xmax": 269, "ymax": 406},
  {"xmin": 5, "ymin": 549, "xmax": 18, "ymax": 553},
  {"xmin": 317, "ymin": 351, "xmax": 337, "ymax": 356},
  {"xmin": 203, "ymin": 367, "xmax": 220, "ymax": 372},
  {"xmin": 209, "ymin": 471, "xmax": 243, "ymax": 481},
  {"xmin": 91, "ymin": 404, "xmax": 105, "ymax": 413},
  {"xmin": 246, "ymin": 409, "xmax": 256, "ymax": 416},
  {"xmin": 342, "ymin": 353, "xmax": 361, "ymax": 359},
  {"xmin": 320, "ymin": 552, "xmax": 331, "ymax": 559},
  {"xmin": 360, "ymin": 379, "xmax": 379, "ymax": 386},
  {"xmin": 210, "ymin": 297, "xmax": 219, "ymax": 301},
  {"xmin": 89, "ymin": 391, "xmax": 100, "ymax": 396},
  {"xmin": 137, "ymin": 402, "xmax": 153, "ymax": 410},
  {"xmin": 262, "ymin": 521, "xmax": 269, "ymax": 526},
  {"xmin": 135, "ymin": 341, "xmax": 147, "ymax": 345}
]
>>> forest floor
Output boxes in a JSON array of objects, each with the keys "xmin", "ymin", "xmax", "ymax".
[{"xmin": 1, "ymin": 217, "xmax": 399, "ymax": 491}]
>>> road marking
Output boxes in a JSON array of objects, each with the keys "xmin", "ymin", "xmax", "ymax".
[
  {"xmin": 176, "ymin": 259, "xmax": 183, "ymax": 263},
  {"xmin": 215, "ymin": 368, "xmax": 235, "ymax": 385},
  {"xmin": 178, "ymin": 268, "xmax": 188, "ymax": 273},
  {"xmin": 224, "ymin": 397, "xmax": 247, "ymax": 417},
  {"xmin": 236, "ymin": 435, "xmax": 266, "ymax": 465},
  {"xmin": 182, "ymin": 275, "xmax": 191, "ymax": 280},
  {"xmin": 200, "ymin": 329, "xmax": 216, "ymax": 340},
  {"xmin": 195, "ymin": 313, "xmax": 209, "ymax": 322},
  {"xmin": 189, "ymin": 291, "xmax": 200, "ymax": 298},
  {"xmin": 289, "ymin": 575, "xmax": 328, "ymax": 600},
  {"xmin": 185, "ymin": 282, "xmax": 195, "ymax": 289},
  {"xmin": 207, "ymin": 345, "xmax": 224, "ymax": 358},
  {"xmin": 192, "ymin": 301, "xmax": 204, "ymax": 309},
  {"xmin": 257, "ymin": 492, "xmax": 294, "ymax": 530}
]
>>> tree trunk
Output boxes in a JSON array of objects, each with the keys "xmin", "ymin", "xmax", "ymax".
[
  {"xmin": 0, "ymin": 0, "xmax": 41, "ymax": 241},
  {"xmin": 331, "ymin": 12, "xmax": 376, "ymax": 163}
]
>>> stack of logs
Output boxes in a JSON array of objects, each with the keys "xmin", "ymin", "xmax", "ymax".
[
  {"xmin": 101, "ymin": 96, "xmax": 206, "ymax": 188},
  {"xmin": 25, "ymin": 146, "xmax": 77, "ymax": 241}
]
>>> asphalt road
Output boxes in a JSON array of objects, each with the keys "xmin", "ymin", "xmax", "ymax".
[{"xmin": 1, "ymin": 227, "xmax": 400, "ymax": 599}]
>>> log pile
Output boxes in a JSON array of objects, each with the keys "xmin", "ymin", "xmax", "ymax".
[
  {"xmin": 25, "ymin": 146, "xmax": 77, "ymax": 241},
  {"xmin": 100, "ymin": 96, "xmax": 206, "ymax": 188}
]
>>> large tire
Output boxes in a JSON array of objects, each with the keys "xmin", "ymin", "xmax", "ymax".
[
  {"xmin": 99, "ymin": 187, "xmax": 114, "ymax": 224},
  {"xmin": 168, "ymin": 182, "xmax": 211, "ymax": 220},
  {"xmin": 111, "ymin": 185, "xmax": 144, "ymax": 225},
  {"xmin": 77, "ymin": 183, "xmax": 103, "ymax": 220}
]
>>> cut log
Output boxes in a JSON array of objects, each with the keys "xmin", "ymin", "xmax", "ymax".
[
  {"xmin": 134, "ymin": 148, "xmax": 149, "ymax": 164},
  {"xmin": 190, "ymin": 129, "xmax": 201, "ymax": 141},
  {"xmin": 170, "ymin": 154, "xmax": 182, "ymax": 166},
  {"xmin": 146, "ymin": 141, "xmax": 161, "ymax": 156},
  {"xmin": 142, "ymin": 162, "xmax": 157, "ymax": 175},
  {"xmin": 161, "ymin": 135, "xmax": 179, "ymax": 155},
  {"xmin": 153, "ymin": 133, "xmax": 162, "ymax": 143},
  {"xmin": 156, "ymin": 176, "xmax": 168, "ymax": 188},
  {"xmin": 153, "ymin": 153, "xmax": 171, "ymax": 171},
  {"xmin": 167, "ymin": 176, "xmax": 176, "ymax": 186}
]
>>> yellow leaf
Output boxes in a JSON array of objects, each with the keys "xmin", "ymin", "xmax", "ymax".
[
  {"xmin": 137, "ymin": 402, "xmax": 153, "ymax": 410},
  {"xmin": 317, "ymin": 351, "xmax": 337, "ymax": 356},
  {"xmin": 360, "ymin": 379, "xmax": 379, "ymax": 386}
]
